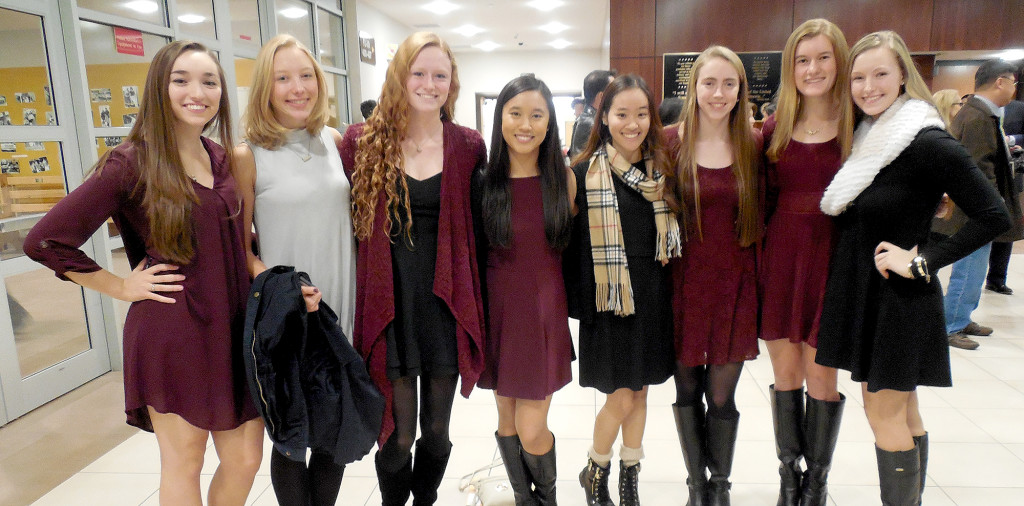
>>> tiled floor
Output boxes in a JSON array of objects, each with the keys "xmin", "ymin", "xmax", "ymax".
[{"xmin": 28, "ymin": 257, "xmax": 1024, "ymax": 505}]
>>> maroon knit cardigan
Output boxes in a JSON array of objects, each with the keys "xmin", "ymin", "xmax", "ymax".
[{"xmin": 339, "ymin": 121, "xmax": 487, "ymax": 446}]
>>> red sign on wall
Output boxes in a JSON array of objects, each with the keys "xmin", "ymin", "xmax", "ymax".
[{"xmin": 113, "ymin": 27, "xmax": 144, "ymax": 57}]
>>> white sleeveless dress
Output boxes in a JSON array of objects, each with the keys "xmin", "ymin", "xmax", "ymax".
[{"xmin": 249, "ymin": 128, "xmax": 356, "ymax": 340}]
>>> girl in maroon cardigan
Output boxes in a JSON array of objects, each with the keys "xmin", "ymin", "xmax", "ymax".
[
  {"xmin": 338, "ymin": 32, "xmax": 486, "ymax": 506},
  {"xmin": 24, "ymin": 41, "xmax": 263, "ymax": 505}
]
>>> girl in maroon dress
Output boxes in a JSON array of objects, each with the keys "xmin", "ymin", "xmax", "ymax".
[
  {"xmin": 759, "ymin": 19, "xmax": 853, "ymax": 506},
  {"xmin": 24, "ymin": 41, "xmax": 263, "ymax": 505},
  {"xmin": 477, "ymin": 75, "xmax": 575, "ymax": 505},
  {"xmin": 341, "ymin": 32, "xmax": 486, "ymax": 506},
  {"xmin": 569, "ymin": 74, "xmax": 681, "ymax": 506},
  {"xmin": 665, "ymin": 46, "xmax": 763, "ymax": 506}
]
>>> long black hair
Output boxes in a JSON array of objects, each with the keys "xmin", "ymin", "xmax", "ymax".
[{"xmin": 483, "ymin": 75, "xmax": 572, "ymax": 250}]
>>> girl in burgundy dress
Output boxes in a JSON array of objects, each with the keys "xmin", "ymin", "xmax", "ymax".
[
  {"xmin": 567, "ymin": 74, "xmax": 681, "ymax": 506},
  {"xmin": 477, "ymin": 75, "xmax": 575, "ymax": 505},
  {"xmin": 339, "ymin": 32, "xmax": 487, "ymax": 506},
  {"xmin": 25, "ymin": 41, "xmax": 263, "ymax": 505},
  {"xmin": 665, "ymin": 45, "xmax": 762, "ymax": 506},
  {"xmin": 759, "ymin": 19, "xmax": 853, "ymax": 506}
]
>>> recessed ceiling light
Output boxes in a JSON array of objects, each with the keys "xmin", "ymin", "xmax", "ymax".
[
  {"xmin": 538, "ymin": 21, "xmax": 569, "ymax": 34},
  {"xmin": 527, "ymin": 0, "xmax": 563, "ymax": 12},
  {"xmin": 422, "ymin": 0, "xmax": 459, "ymax": 15},
  {"xmin": 453, "ymin": 24, "xmax": 484, "ymax": 37},
  {"xmin": 279, "ymin": 7, "xmax": 307, "ymax": 19},
  {"xmin": 548, "ymin": 39, "xmax": 571, "ymax": 50},
  {"xmin": 124, "ymin": 0, "xmax": 159, "ymax": 14},
  {"xmin": 474, "ymin": 41, "xmax": 500, "ymax": 52},
  {"xmin": 998, "ymin": 49, "xmax": 1024, "ymax": 60},
  {"xmin": 177, "ymin": 14, "xmax": 206, "ymax": 24}
]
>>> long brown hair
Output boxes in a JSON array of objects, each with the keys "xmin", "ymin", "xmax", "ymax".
[
  {"xmin": 674, "ymin": 46, "xmax": 761, "ymax": 247},
  {"xmin": 767, "ymin": 18, "xmax": 854, "ymax": 162},
  {"xmin": 350, "ymin": 32, "xmax": 460, "ymax": 241},
  {"xmin": 105, "ymin": 40, "xmax": 233, "ymax": 264},
  {"xmin": 243, "ymin": 34, "xmax": 330, "ymax": 149},
  {"xmin": 571, "ymin": 74, "xmax": 679, "ymax": 212}
]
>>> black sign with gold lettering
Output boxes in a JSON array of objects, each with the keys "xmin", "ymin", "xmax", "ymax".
[
  {"xmin": 359, "ymin": 34, "xmax": 376, "ymax": 65},
  {"xmin": 663, "ymin": 51, "xmax": 781, "ymax": 121}
]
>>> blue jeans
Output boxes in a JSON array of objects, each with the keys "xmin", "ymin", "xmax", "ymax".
[{"xmin": 943, "ymin": 242, "xmax": 992, "ymax": 334}]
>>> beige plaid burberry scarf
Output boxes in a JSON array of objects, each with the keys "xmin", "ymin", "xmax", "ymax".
[{"xmin": 585, "ymin": 143, "xmax": 682, "ymax": 316}]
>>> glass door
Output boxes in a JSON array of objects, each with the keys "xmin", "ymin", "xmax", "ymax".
[{"xmin": 0, "ymin": 1, "xmax": 112, "ymax": 425}]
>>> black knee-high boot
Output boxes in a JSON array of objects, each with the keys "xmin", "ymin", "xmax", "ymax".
[
  {"xmin": 496, "ymin": 433, "xmax": 538, "ymax": 505},
  {"xmin": 876, "ymin": 445, "xmax": 921, "ymax": 506},
  {"xmin": 411, "ymin": 439, "xmax": 452, "ymax": 506},
  {"xmin": 706, "ymin": 412, "xmax": 739, "ymax": 506},
  {"xmin": 522, "ymin": 440, "xmax": 557, "ymax": 505},
  {"xmin": 913, "ymin": 433, "xmax": 928, "ymax": 505},
  {"xmin": 376, "ymin": 451, "xmax": 413, "ymax": 506},
  {"xmin": 801, "ymin": 393, "xmax": 845, "ymax": 506},
  {"xmin": 673, "ymin": 403, "xmax": 708, "ymax": 506},
  {"xmin": 769, "ymin": 385, "xmax": 803, "ymax": 506}
]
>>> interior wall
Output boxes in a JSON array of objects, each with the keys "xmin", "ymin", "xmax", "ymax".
[
  {"xmin": 611, "ymin": 0, "xmax": 1024, "ymax": 104},
  {"xmin": 451, "ymin": 48, "xmax": 602, "ymax": 131},
  {"xmin": 353, "ymin": 1, "xmax": 414, "ymax": 110}
]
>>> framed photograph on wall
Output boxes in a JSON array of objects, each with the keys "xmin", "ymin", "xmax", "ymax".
[
  {"xmin": 44, "ymin": 86, "xmax": 51, "ymax": 106},
  {"xmin": 46, "ymin": 111, "xmax": 55, "ymax": 125},
  {"xmin": 99, "ymin": 105, "xmax": 111, "ymax": 127},
  {"xmin": 123, "ymin": 86, "xmax": 139, "ymax": 108},
  {"xmin": 0, "ymin": 159, "xmax": 20, "ymax": 174},
  {"xmin": 123, "ymin": 113, "xmax": 137, "ymax": 127},
  {"xmin": 0, "ymin": 111, "xmax": 10, "ymax": 125},
  {"xmin": 30, "ymin": 156, "xmax": 50, "ymax": 173},
  {"xmin": 23, "ymin": 108, "xmax": 37, "ymax": 126},
  {"xmin": 0, "ymin": 95, "xmax": 6, "ymax": 106},
  {"xmin": 0, "ymin": 142, "xmax": 15, "ymax": 152},
  {"xmin": 15, "ymin": 92, "xmax": 36, "ymax": 103},
  {"xmin": 91, "ymin": 88, "xmax": 111, "ymax": 102},
  {"xmin": 25, "ymin": 141, "xmax": 44, "ymax": 151}
]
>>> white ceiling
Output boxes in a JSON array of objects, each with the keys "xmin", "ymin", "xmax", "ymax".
[{"xmin": 358, "ymin": 0, "xmax": 609, "ymax": 53}]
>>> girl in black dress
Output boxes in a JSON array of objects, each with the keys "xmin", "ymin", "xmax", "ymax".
[
  {"xmin": 566, "ymin": 74, "xmax": 681, "ymax": 506},
  {"xmin": 815, "ymin": 31, "xmax": 1011, "ymax": 505}
]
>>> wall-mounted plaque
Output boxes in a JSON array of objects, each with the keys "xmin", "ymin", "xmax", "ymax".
[{"xmin": 664, "ymin": 51, "xmax": 782, "ymax": 121}]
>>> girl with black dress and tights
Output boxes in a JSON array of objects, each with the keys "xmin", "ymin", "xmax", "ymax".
[
  {"xmin": 25, "ymin": 41, "xmax": 263, "ymax": 505},
  {"xmin": 567, "ymin": 74, "xmax": 682, "ymax": 506},
  {"xmin": 815, "ymin": 31, "xmax": 1010, "ymax": 505},
  {"xmin": 477, "ymin": 75, "xmax": 576, "ymax": 505},
  {"xmin": 665, "ymin": 45, "xmax": 763, "ymax": 506},
  {"xmin": 339, "ymin": 32, "xmax": 487, "ymax": 506},
  {"xmin": 759, "ymin": 19, "xmax": 853, "ymax": 506}
]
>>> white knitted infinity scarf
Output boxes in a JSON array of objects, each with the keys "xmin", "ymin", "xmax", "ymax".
[{"xmin": 820, "ymin": 95, "xmax": 944, "ymax": 216}]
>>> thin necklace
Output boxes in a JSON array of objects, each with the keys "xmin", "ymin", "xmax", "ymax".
[
  {"xmin": 804, "ymin": 126, "xmax": 821, "ymax": 135},
  {"xmin": 410, "ymin": 124, "xmax": 442, "ymax": 153},
  {"xmin": 296, "ymin": 131, "xmax": 313, "ymax": 162}
]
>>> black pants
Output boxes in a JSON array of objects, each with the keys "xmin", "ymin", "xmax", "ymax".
[{"xmin": 987, "ymin": 241, "xmax": 1013, "ymax": 286}]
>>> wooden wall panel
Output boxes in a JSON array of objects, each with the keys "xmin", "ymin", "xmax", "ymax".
[
  {"xmin": 654, "ymin": 0, "xmax": 793, "ymax": 54},
  {"xmin": 930, "ymin": 0, "xmax": 1024, "ymax": 50},
  {"xmin": 793, "ymin": 0, "xmax": 933, "ymax": 51},
  {"xmin": 610, "ymin": 57, "xmax": 659, "ymax": 102},
  {"xmin": 912, "ymin": 55, "xmax": 936, "ymax": 90},
  {"xmin": 609, "ymin": 0, "xmax": 655, "ymax": 58},
  {"xmin": 932, "ymin": 62, "xmax": 981, "ymax": 98}
]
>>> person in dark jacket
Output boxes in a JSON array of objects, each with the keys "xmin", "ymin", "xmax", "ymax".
[
  {"xmin": 569, "ymin": 69, "xmax": 616, "ymax": 158},
  {"xmin": 243, "ymin": 266, "xmax": 383, "ymax": 484},
  {"xmin": 985, "ymin": 98, "xmax": 1024, "ymax": 296}
]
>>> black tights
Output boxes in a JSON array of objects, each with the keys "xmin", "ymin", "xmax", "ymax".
[
  {"xmin": 376, "ymin": 373, "xmax": 459, "ymax": 472},
  {"xmin": 674, "ymin": 361, "xmax": 744, "ymax": 419},
  {"xmin": 270, "ymin": 447, "xmax": 345, "ymax": 506}
]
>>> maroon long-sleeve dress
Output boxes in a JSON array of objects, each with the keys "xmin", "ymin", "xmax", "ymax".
[{"xmin": 24, "ymin": 138, "xmax": 258, "ymax": 432}]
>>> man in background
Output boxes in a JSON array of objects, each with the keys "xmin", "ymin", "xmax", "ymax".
[{"xmin": 569, "ymin": 69, "xmax": 616, "ymax": 159}]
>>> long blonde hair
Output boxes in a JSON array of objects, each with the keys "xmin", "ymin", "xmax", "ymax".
[
  {"xmin": 674, "ymin": 46, "xmax": 761, "ymax": 247},
  {"xmin": 243, "ymin": 34, "xmax": 330, "ymax": 150},
  {"xmin": 767, "ymin": 18, "xmax": 854, "ymax": 162},
  {"xmin": 932, "ymin": 89, "xmax": 961, "ymax": 129},
  {"xmin": 350, "ymin": 32, "xmax": 460, "ymax": 241},
  {"xmin": 849, "ymin": 31, "xmax": 934, "ymax": 121}
]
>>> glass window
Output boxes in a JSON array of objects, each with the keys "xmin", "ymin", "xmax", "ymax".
[
  {"xmin": 325, "ymin": 71, "xmax": 349, "ymax": 128},
  {"xmin": 80, "ymin": 21, "xmax": 168, "ymax": 128},
  {"xmin": 0, "ymin": 141, "xmax": 68, "ymax": 255},
  {"xmin": 276, "ymin": 0, "xmax": 313, "ymax": 50},
  {"xmin": 234, "ymin": 56, "xmax": 256, "ymax": 125},
  {"xmin": 0, "ymin": 9, "xmax": 56, "ymax": 127},
  {"xmin": 175, "ymin": 0, "xmax": 216, "ymax": 40},
  {"xmin": 317, "ymin": 8, "xmax": 345, "ymax": 69},
  {"xmin": 229, "ymin": 0, "xmax": 261, "ymax": 51},
  {"xmin": 78, "ymin": 0, "xmax": 167, "ymax": 26}
]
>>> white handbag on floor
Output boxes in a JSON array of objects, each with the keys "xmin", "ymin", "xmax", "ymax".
[{"xmin": 458, "ymin": 458, "xmax": 516, "ymax": 506}]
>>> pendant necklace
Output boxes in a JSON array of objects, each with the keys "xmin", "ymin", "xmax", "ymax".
[
  {"xmin": 410, "ymin": 124, "xmax": 442, "ymax": 153},
  {"xmin": 296, "ymin": 132, "xmax": 313, "ymax": 162},
  {"xmin": 804, "ymin": 126, "xmax": 821, "ymax": 135}
]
